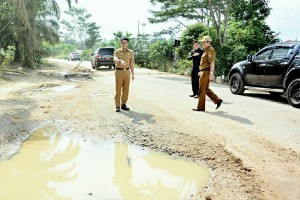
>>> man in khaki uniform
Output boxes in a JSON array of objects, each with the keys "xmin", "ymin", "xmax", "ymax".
[
  {"xmin": 193, "ymin": 36, "xmax": 222, "ymax": 111},
  {"xmin": 113, "ymin": 38, "xmax": 135, "ymax": 112}
]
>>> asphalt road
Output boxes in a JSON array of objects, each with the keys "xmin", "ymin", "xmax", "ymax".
[{"xmin": 2, "ymin": 58, "xmax": 297, "ymax": 199}]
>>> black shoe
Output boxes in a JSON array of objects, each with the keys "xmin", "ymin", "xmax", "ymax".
[
  {"xmin": 189, "ymin": 94, "xmax": 196, "ymax": 97},
  {"xmin": 121, "ymin": 105, "xmax": 130, "ymax": 111},
  {"xmin": 192, "ymin": 108, "xmax": 205, "ymax": 112},
  {"xmin": 194, "ymin": 95, "xmax": 199, "ymax": 98},
  {"xmin": 116, "ymin": 107, "xmax": 120, "ymax": 112},
  {"xmin": 216, "ymin": 99, "xmax": 223, "ymax": 109}
]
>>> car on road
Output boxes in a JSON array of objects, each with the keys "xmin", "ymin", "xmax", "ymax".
[
  {"xmin": 91, "ymin": 47, "xmax": 115, "ymax": 69},
  {"xmin": 68, "ymin": 52, "xmax": 81, "ymax": 61},
  {"xmin": 228, "ymin": 41, "xmax": 300, "ymax": 108}
]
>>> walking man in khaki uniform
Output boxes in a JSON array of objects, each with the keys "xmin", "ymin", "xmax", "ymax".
[
  {"xmin": 113, "ymin": 38, "xmax": 135, "ymax": 112},
  {"xmin": 193, "ymin": 36, "xmax": 222, "ymax": 111}
]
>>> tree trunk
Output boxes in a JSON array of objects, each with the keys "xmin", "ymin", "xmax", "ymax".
[
  {"xmin": 208, "ymin": 0, "xmax": 232, "ymax": 47},
  {"xmin": 14, "ymin": 40, "xmax": 21, "ymax": 62},
  {"xmin": 222, "ymin": 0, "xmax": 232, "ymax": 47},
  {"xmin": 23, "ymin": 28, "xmax": 32, "ymax": 67}
]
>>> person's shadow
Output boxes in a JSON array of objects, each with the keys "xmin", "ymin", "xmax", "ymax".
[
  {"xmin": 120, "ymin": 110, "xmax": 156, "ymax": 124},
  {"xmin": 209, "ymin": 111, "xmax": 253, "ymax": 125}
]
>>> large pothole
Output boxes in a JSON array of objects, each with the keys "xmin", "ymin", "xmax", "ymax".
[{"xmin": 0, "ymin": 125, "xmax": 210, "ymax": 200}]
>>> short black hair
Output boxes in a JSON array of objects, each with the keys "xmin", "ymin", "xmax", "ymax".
[
  {"xmin": 193, "ymin": 40, "xmax": 199, "ymax": 44},
  {"xmin": 121, "ymin": 37, "xmax": 129, "ymax": 42}
]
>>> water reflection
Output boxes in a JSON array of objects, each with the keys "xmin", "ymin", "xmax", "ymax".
[
  {"xmin": 113, "ymin": 143, "xmax": 209, "ymax": 200},
  {"xmin": 0, "ymin": 126, "xmax": 210, "ymax": 200},
  {"xmin": 0, "ymin": 126, "xmax": 80, "ymax": 200}
]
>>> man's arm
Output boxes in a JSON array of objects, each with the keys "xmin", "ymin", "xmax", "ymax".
[
  {"xmin": 114, "ymin": 51, "xmax": 125, "ymax": 65},
  {"xmin": 114, "ymin": 56, "xmax": 120, "ymax": 63},
  {"xmin": 130, "ymin": 53, "xmax": 135, "ymax": 80},
  {"xmin": 208, "ymin": 49, "xmax": 215, "ymax": 81},
  {"xmin": 187, "ymin": 51, "xmax": 194, "ymax": 60},
  {"xmin": 209, "ymin": 62, "xmax": 215, "ymax": 80},
  {"xmin": 113, "ymin": 51, "xmax": 119, "ymax": 62}
]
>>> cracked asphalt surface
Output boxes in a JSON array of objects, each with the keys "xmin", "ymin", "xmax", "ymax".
[{"xmin": 0, "ymin": 59, "xmax": 299, "ymax": 200}]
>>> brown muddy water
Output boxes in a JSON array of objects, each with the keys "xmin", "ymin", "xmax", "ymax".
[{"xmin": 0, "ymin": 126, "xmax": 210, "ymax": 200}]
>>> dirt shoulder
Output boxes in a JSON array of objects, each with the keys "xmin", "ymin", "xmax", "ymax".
[{"xmin": 0, "ymin": 60, "xmax": 299, "ymax": 200}]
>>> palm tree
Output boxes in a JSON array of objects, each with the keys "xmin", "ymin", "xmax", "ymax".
[
  {"xmin": 7, "ymin": 0, "xmax": 78, "ymax": 65},
  {"xmin": 113, "ymin": 31, "xmax": 123, "ymax": 41}
]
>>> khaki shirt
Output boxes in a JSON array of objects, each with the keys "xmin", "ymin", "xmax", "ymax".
[
  {"xmin": 114, "ymin": 48, "xmax": 135, "ymax": 68},
  {"xmin": 200, "ymin": 46, "xmax": 216, "ymax": 71}
]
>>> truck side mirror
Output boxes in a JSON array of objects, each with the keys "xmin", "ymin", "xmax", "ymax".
[{"xmin": 247, "ymin": 55, "xmax": 253, "ymax": 62}]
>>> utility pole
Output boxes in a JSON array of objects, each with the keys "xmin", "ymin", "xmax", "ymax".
[
  {"xmin": 173, "ymin": 39, "xmax": 180, "ymax": 73},
  {"xmin": 137, "ymin": 20, "xmax": 140, "ymax": 57}
]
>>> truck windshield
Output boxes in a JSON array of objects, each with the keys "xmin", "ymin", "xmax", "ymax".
[{"xmin": 99, "ymin": 48, "xmax": 114, "ymax": 55}]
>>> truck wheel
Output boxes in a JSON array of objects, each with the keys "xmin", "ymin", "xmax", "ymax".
[
  {"xmin": 229, "ymin": 73, "xmax": 245, "ymax": 95},
  {"xmin": 287, "ymin": 78, "xmax": 300, "ymax": 108}
]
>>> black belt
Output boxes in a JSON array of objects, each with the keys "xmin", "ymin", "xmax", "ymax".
[{"xmin": 116, "ymin": 68, "xmax": 130, "ymax": 70}]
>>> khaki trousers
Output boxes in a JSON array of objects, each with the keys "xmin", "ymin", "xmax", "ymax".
[
  {"xmin": 115, "ymin": 70, "xmax": 130, "ymax": 107},
  {"xmin": 197, "ymin": 71, "xmax": 221, "ymax": 110}
]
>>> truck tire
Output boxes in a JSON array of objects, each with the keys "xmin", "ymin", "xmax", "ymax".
[
  {"xmin": 229, "ymin": 73, "xmax": 245, "ymax": 95},
  {"xmin": 287, "ymin": 78, "xmax": 300, "ymax": 108}
]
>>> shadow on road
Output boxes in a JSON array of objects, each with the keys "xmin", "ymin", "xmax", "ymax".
[
  {"xmin": 210, "ymin": 111, "xmax": 253, "ymax": 125},
  {"xmin": 243, "ymin": 92, "xmax": 288, "ymax": 105},
  {"xmin": 120, "ymin": 110, "xmax": 156, "ymax": 124}
]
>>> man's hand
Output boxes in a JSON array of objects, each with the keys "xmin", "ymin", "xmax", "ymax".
[
  {"xmin": 119, "ymin": 59, "xmax": 125, "ymax": 65},
  {"xmin": 131, "ymin": 74, "xmax": 135, "ymax": 80},
  {"xmin": 193, "ymin": 52, "xmax": 199, "ymax": 56},
  {"xmin": 209, "ymin": 73, "xmax": 214, "ymax": 81}
]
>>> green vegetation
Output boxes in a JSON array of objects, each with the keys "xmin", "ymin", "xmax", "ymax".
[
  {"xmin": 0, "ymin": 0, "xmax": 279, "ymax": 76},
  {"xmin": 0, "ymin": 0, "xmax": 78, "ymax": 68},
  {"xmin": 149, "ymin": 0, "xmax": 278, "ymax": 75}
]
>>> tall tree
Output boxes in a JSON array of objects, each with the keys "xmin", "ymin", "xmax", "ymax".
[
  {"xmin": 149, "ymin": 0, "xmax": 271, "ymax": 47},
  {"xmin": 61, "ymin": 7, "xmax": 100, "ymax": 49},
  {"xmin": 85, "ymin": 22, "xmax": 101, "ymax": 49},
  {"xmin": 0, "ymin": 0, "xmax": 78, "ymax": 66}
]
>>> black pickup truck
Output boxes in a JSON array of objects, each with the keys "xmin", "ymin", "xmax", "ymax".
[{"xmin": 228, "ymin": 41, "xmax": 300, "ymax": 108}]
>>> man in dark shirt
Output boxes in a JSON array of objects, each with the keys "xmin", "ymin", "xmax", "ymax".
[{"xmin": 188, "ymin": 41, "xmax": 203, "ymax": 98}]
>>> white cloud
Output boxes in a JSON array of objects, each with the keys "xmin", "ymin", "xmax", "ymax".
[
  {"xmin": 266, "ymin": 0, "xmax": 300, "ymax": 41},
  {"xmin": 58, "ymin": 0, "xmax": 177, "ymax": 40},
  {"xmin": 58, "ymin": 0, "xmax": 300, "ymax": 41}
]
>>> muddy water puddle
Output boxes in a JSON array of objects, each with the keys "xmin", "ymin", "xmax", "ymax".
[{"xmin": 0, "ymin": 126, "xmax": 210, "ymax": 200}]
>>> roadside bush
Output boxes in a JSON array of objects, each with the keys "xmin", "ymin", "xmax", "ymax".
[
  {"xmin": 0, "ymin": 46, "xmax": 15, "ymax": 68},
  {"xmin": 175, "ymin": 59, "xmax": 192, "ymax": 75},
  {"xmin": 43, "ymin": 42, "xmax": 76, "ymax": 59},
  {"xmin": 177, "ymin": 23, "xmax": 207, "ymax": 58},
  {"xmin": 80, "ymin": 49, "xmax": 93, "ymax": 61},
  {"xmin": 229, "ymin": 45, "xmax": 248, "ymax": 66}
]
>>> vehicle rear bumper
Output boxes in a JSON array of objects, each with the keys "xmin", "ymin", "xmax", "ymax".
[{"xmin": 96, "ymin": 61, "xmax": 115, "ymax": 66}]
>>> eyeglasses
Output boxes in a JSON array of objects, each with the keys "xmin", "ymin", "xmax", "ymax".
[{"xmin": 202, "ymin": 41, "xmax": 207, "ymax": 44}]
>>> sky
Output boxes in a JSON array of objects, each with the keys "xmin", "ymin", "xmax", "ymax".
[{"xmin": 58, "ymin": 0, "xmax": 300, "ymax": 41}]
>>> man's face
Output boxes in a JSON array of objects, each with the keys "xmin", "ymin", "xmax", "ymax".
[
  {"xmin": 121, "ymin": 40, "xmax": 128, "ymax": 49},
  {"xmin": 193, "ymin": 42, "xmax": 200, "ymax": 50},
  {"xmin": 202, "ymin": 41, "xmax": 210, "ymax": 48}
]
